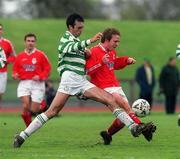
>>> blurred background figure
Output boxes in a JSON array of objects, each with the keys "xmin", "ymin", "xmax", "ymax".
[
  {"xmin": 39, "ymin": 80, "xmax": 56, "ymax": 113},
  {"xmin": 159, "ymin": 57, "xmax": 180, "ymax": 114},
  {"xmin": 135, "ymin": 59, "xmax": 156, "ymax": 108},
  {"xmin": 45, "ymin": 79, "xmax": 56, "ymax": 108},
  {"xmin": 178, "ymin": 114, "xmax": 180, "ymax": 126}
]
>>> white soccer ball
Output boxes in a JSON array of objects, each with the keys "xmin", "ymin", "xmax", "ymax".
[{"xmin": 132, "ymin": 99, "xmax": 150, "ymax": 117}]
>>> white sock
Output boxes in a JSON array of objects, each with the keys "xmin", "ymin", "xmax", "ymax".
[
  {"xmin": 20, "ymin": 113, "xmax": 48, "ymax": 140},
  {"xmin": 113, "ymin": 109, "xmax": 136, "ymax": 129}
]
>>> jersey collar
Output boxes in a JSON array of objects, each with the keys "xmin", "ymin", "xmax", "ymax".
[
  {"xmin": 24, "ymin": 48, "xmax": 36, "ymax": 54},
  {"xmin": 66, "ymin": 31, "xmax": 80, "ymax": 41},
  {"xmin": 99, "ymin": 43, "xmax": 109, "ymax": 53}
]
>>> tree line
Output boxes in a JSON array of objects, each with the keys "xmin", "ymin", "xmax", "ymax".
[{"xmin": 0, "ymin": 0, "xmax": 180, "ymax": 20}]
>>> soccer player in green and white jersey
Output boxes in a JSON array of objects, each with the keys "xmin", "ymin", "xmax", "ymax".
[{"xmin": 14, "ymin": 13, "xmax": 153, "ymax": 148}]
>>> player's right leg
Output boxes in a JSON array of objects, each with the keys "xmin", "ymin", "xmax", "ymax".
[
  {"xmin": 13, "ymin": 92, "xmax": 70, "ymax": 148},
  {"xmin": 83, "ymin": 87, "xmax": 151, "ymax": 138},
  {"xmin": 17, "ymin": 80, "xmax": 32, "ymax": 127}
]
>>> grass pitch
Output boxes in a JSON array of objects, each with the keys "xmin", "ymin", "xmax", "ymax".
[{"xmin": 0, "ymin": 111, "xmax": 180, "ymax": 159}]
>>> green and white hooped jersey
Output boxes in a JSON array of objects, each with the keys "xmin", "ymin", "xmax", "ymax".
[
  {"xmin": 0, "ymin": 47, "xmax": 7, "ymax": 68},
  {"xmin": 57, "ymin": 31, "xmax": 91, "ymax": 76},
  {"xmin": 176, "ymin": 44, "xmax": 180, "ymax": 59}
]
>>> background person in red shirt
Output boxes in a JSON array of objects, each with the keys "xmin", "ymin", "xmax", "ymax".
[
  {"xmin": 86, "ymin": 28, "xmax": 156, "ymax": 144},
  {"xmin": 0, "ymin": 24, "xmax": 16, "ymax": 103},
  {"xmin": 12, "ymin": 33, "xmax": 51, "ymax": 127}
]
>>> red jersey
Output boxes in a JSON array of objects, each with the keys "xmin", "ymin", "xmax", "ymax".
[
  {"xmin": 13, "ymin": 49, "xmax": 51, "ymax": 80},
  {"xmin": 0, "ymin": 38, "xmax": 16, "ymax": 72},
  {"xmin": 85, "ymin": 44, "xmax": 129, "ymax": 89}
]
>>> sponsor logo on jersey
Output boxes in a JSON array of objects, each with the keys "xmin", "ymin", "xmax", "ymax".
[{"xmin": 23, "ymin": 64, "xmax": 35, "ymax": 72}]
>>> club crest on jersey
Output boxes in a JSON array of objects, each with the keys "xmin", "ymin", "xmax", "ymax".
[
  {"xmin": 32, "ymin": 58, "xmax": 37, "ymax": 64},
  {"xmin": 106, "ymin": 62, "xmax": 114, "ymax": 70}
]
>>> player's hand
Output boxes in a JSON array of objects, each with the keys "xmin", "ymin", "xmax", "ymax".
[
  {"xmin": 12, "ymin": 73, "xmax": 19, "ymax": 80},
  {"xmin": 90, "ymin": 32, "xmax": 102, "ymax": 43},
  {"xmin": 32, "ymin": 75, "xmax": 40, "ymax": 81},
  {"xmin": 127, "ymin": 57, "xmax": 136, "ymax": 65},
  {"xmin": 102, "ymin": 54, "xmax": 110, "ymax": 64},
  {"xmin": 85, "ymin": 48, "xmax": 91, "ymax": 59}
]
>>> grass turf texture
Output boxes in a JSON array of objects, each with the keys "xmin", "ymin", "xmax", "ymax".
[
  {"xmin": 1, "ymin": 19, "xmax": 180, "ymax": 79},
  {"xmin": 0, "ymin": 112, "xmax": 180, "ymax": 159}
]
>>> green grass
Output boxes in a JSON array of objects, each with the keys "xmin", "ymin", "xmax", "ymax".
[
  {"xmin": 0, "ymin": 112, "xmax": 180, "ymax": 159},
  {"xmin": 1, "ymin": 19, "xmax": 180, "ymax": 79}
]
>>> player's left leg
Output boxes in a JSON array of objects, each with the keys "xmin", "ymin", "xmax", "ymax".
[
  {"xmin": 112, "ymin": 93, "xmax": 141, "ymax": 124},
  {"xmin": 99, "ymin": 92, "xmax": 141, "ymax": 144},
  {"xmin": 100, "ymin": 119, "xmax": 125, "ymax": 145},
  {"xmin": 14, "ymin": 92, "xmax": 70, "ymax": 148},
  {"xmin": 20, "ymin": 96, "xmax": 32, "ymax": 127},
  {"xmin": 100, "ymin": 91, "xmax": 156, "ymax": 143},
  {"xmin": 84, "ymin": 87, "xmax": 151, "ymax": 138},
  {"xmin": 112, "ymin": 92, "xmax": 157, "ymax": 141}
]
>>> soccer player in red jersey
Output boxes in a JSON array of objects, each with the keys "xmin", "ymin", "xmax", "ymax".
[
  {"xmin": 12, "ymin": 33, "xmax": 51, "ymax": 127},
  {"xmin": 86, "ymin": 28, "xmax": 156, "ymax": 144},
  {"xmin": 0, "ymin": 24, "xmax": 16, "ymax": 103}
]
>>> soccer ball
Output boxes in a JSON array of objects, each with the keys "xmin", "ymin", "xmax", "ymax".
[{"xmin": 132, "ymin": 99, "xmax": 150, "ymax": 117}]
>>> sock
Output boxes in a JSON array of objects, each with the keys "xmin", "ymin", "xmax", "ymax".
[
  {"xmin": 20, "ymin": 113, "xmax": 48, "ymax": 140},
  {"xmin": 113, "ymin": 109, "xmax": 136, "ymax": 129},
  {"xmin": 128, "ymin": 112, "xmax": 141, "ymax": 124},
  {"xmin": 108, "ymin": 118, "xmax": 125, "ymax": 136},
  {"xmin": 40, "ymin": 100, "xmax": 47, "ymax": 112},
  {"xmin": 21, "ymin": 112, "xmax": 32, "ymax": 127}
]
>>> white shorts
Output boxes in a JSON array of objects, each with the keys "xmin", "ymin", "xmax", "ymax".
[
  {"xmin": 17, "ymin": 80, "xmax": 45, "ymax": 103},
  {"xmin": 104, "ymin": 87, "xmax": 128, "ymax": 102},
  {"xmin": 0, "ymin": 72, "xmax": 7, "ymax": 93},
  {"xmin": 58, "ymin": 71, "xmax": 95, "ymax": 95}
]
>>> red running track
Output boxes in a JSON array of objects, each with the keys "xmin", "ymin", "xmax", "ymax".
[{"xmin": 0, "ymin": 105, "xmax": 180, "ymax": 113}]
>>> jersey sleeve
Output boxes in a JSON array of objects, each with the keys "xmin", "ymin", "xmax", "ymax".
[
  {"xmin": 114, "ymin": 56, "xmax": 129, "ymax": 70},
  {"xmin": 39, "ymin": 54, "xmax": 51, "ymax": 80},
  {"xmin": 7, "ymin": 41, "xmax": 16, "ymax": 64},
  {"xmin": 85, "ymin": 49, "xmax": 102, "ymax": 75},
  {"xmin": 12, "ymin": 56, "xmax": 20, "ymax": 76}
]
